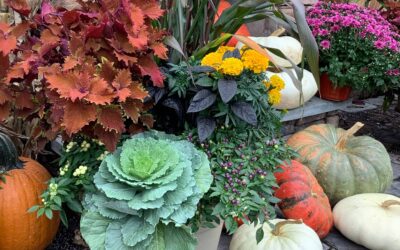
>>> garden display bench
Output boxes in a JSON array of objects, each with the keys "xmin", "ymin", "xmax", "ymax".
[{"xmin": 281, "ymin": 96, "xmax": 378, "ymax": 136}]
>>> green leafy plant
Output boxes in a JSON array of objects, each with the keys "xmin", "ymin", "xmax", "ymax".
[
  {"xmin": 80, "ymin": 130, "xmax": 212, "ymax": 249},
  {"xmin": 154, "ymin": 46, "xmax": 286, "ymax": 140},
  {"xmin": 186, "ymin": 126, "xmax": 296, "ymax": 241},
  {"xmin": 161, "ymin": 0, "xmax": 319, "ymax": 85},
  {"xmin": 30, "ymin": 136, "xmax": 110, "ymax": 224}
]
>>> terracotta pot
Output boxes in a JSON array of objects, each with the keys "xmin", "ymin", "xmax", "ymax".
[
  {"xmin": 196, "ymin": 221, "xmax": 223, "ymax": 250},
  {"xmin": 320, "ymin": 73, "xmax": 351, "ymax": 101}
]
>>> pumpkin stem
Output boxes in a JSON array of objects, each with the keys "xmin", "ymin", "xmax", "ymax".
[
  {"xmin": 381, "ymin": 200, "xmax": 400, "ymax": 208},
  {"xmin": 270, "ymin": 27, "xmax": 286, "ymax": 37},
  {"xmin": 336, "ymin": 122, "xmax": 364, "ymax": 150},
  {"xmin": 271, "ymin": 220, "xmax": 302, "ymax": 236},
  {"xmin": 0, "ymin": 132, "xmax": 23, "ymax": 172}
]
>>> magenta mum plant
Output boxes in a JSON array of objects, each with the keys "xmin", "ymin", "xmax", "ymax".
[{"xmin": 307, "ymin": 2, "xmax": 400, "ymax": 92}]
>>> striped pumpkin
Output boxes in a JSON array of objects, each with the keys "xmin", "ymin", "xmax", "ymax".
[
  {"xmin": 287, "ymin": 122, "xmax": 393, "ymax": 205},
  {"xmin": 275, "ymin": 160, "xmax": 333, "ymax": 238}
]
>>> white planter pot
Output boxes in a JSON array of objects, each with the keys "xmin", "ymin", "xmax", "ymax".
[{"xmin": 196, "ymin": 222, "xmax": 223, "ymax": 250}]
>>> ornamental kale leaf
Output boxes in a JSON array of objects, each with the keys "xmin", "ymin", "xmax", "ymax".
[{"xmin": 80, "ymin": 131, "xmax": 212, "ymax": 250}]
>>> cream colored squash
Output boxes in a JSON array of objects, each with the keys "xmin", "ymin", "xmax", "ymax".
[
  {"xmin": 266, "ymin": 69, "xmax": 318, "ymax": 110},
  {"xmin": 333, "ymin": 193, "xmax": 400, "ymax": 250},
  {"xmin": 230, "ymin": 219, "xmax": 323, "ymax": 250},
  {"xmin": 236, "ymin": 36, "xmax": 303, "ymax": 67}
]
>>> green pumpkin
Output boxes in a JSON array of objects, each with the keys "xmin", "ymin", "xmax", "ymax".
[{"xmin": 287, "ymin": 122, "xmax": 393, "ymax": 205}]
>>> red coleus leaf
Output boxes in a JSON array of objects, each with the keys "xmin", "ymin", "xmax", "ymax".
[
  {"xmin": 46, "ymin": 70, "xmax": 115, "ymax": 104},
  {"xmin": 128, "ymin": 29, "xmax": 149, "ymax": 50},
  {"xmin": 11, "ymin": 21, "xmax": 31, "ymax": 38},
  {"xmin": 15, "ymin": 91, "xmax": 34, "ymax": 109},
  {"xmin": 99, "ymin": 60, "xmax": 117, "ymax": 83},
  {"xmin": 0, "ymin": 88, "xmax": 11, "ymax": 104},
  {"xmin": 130, "ymin": 81, "xmax": 148, "ymax": 100},
  {"xmin": 112, "ymin": 69, "xmax": 132, "ymax": 102},
  {"xmin": 97, "ymin": 106, "xmax": 125, "ymax": 133},
  {"xmin": 63, "ymin": 56, "xmax": 79, "ymax": 71},
  {"xmin": 140, "ymin": 114, "xmax": 154, "ymax": 129},
  {"xmin": 137, "ymin": 55, "xmax": 164, "ymax": 87},
  {"xmin": 0, "ymin": 24, "xmax": 17, "ymax": 55},
  {"xmin": 151, "ymin": 42, "xmax": 168, "ymax": 60},
  {"xmin": 122, "ymin": 99, "xmax": 143, "ymax": 123},
  {"xmin": 0, "ymin": 54, "xmax": 9, "ymax": 80},
  {"xmin": 6, "ymin": 64, "xmax": 25, "ymax": 83},
  {"xmin": 0, "ymin": 103, "xmax": 10, "ymax": 121},
  {"xmin": 137, "ymin": 0, "xmax": 164, "ymax": 19},
  {"xmin": 123, "ymin": 1, "xmax": 145, "ymax": 34},
  {"xmin": 41, "ymin": 29, "xmax": 60, "ymax": 45},
  {"xmin": 6, "ymin": 0, "xmax": 31, "ymax": 16},
  {"xmin": 94, "ymin": 125, "xmax": 120, "ymax": 151},
  {"xmin": 63, "ymin": 101, "xmax": 97, "ymax": 135},
  {"xmin": 114, "ymin": 51, "xmax": 138, "ymax": 66}
]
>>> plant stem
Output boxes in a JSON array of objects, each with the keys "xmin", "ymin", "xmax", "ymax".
[
  {"xmin": 271, "ymin": 220, "xmax": 302, "ymax": 236},
  {"xmin": 336, "ymin": 122, "xmax": 364, "ymax": 150},
  {"xmin": 381, "ymin": 200, "xmax": 400, "ymax": 208}
]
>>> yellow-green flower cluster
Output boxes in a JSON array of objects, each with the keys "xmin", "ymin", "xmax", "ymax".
[
  {"xmin": 97, "ymin": 151, "xmax": 109, "ymax": 161},
  {"xmin": 49, "ymin": 183, "xmax": 58, "ymax": 198},
  {"xmin": 65, "ymin": 141, "xmax": 77, "ymax": 153},
  {"xmin": 59, "ymin": 162, "xmax": 69, "ymax": 176},
  {"xmin": 80, "ymin": 140, "xmax": 91, "ymax": 152},
  {"xmin": 241, "ymin": 49, "xmax": 269, "ymax": 74},
  {"xmin": 201, "ymin": 46, "xmax": 269, "ymax": 76},
  {"xmin": 73, "ymin": 165, "xmax": 88, "ymax": 177}
]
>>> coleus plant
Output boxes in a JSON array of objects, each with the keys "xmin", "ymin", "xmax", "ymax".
[{"xmin": 0, "ymin": 0, "xmax": 167, "ymax": 151}]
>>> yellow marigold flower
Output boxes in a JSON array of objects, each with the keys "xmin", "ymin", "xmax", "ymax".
[
  {"xmin": 241, "ymin": 49, "xmax": 269, "ymax": 74},
  {"xmin": 219, "ymin": 58, "xmax": 244, "ymax": 76},
  {"xmin": 201, "ymin": 52, "xmax": 223, "ymax": 69},
  {"xmin": 216, "ymin": 46, "xmax": 236, "ymax": 54},
  {"xmin": 270, "ymin": 75, "xmax": 285, "ymax": 91},
  {"xmin": 262, "ymin": 79, "xmax": 270, "ymax": 89},
  {"xmin": 268, "ymin": 89, "xmax": 281, "ymax": 105}
]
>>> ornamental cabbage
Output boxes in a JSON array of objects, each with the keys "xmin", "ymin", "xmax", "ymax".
[{"xmin": 80, "ymin": 131, "xmax": 212, "ymax": 250}]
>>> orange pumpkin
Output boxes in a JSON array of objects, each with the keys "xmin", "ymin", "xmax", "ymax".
[
  {"xmin": 217, "ymin": 0, "xmax": 251, "ymax": 46},
  {"xmin": 274, "ymin": 160, "xmax": 333, "ymax": 238},
  {"xmin": 0, "ymin": 133, "xmax": 60, "ymax": 250}
]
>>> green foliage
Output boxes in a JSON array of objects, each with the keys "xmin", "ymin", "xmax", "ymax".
[
  {"xmin": 162, "ymin": 51, "xmax": 282, "ymax": 141},
  {"xmin": 80, "ymin": 131, "xmax": 212, "ymax": 250},
  {"xmin": 185, "ymin": 127, "xmax": 296, "ymax": 235},
  {"xmin": 31, "ymin": 136, "xmax": 110, "ymax": 225},
  {"xmin": 161, "ymin": 0, "xmax": 320, "ymax": 85}
]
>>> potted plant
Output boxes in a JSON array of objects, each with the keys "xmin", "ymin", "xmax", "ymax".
[
  {"xmin": 79, "ymin": 130, "xmax": 212, "ymax": 249},
  {"xmin": 307, "ymin": 2, "xmax": 400, "ymax": 101},
  {"xmin": 157, "ymin": 45, "xmax": 296, "ymax": 247}
]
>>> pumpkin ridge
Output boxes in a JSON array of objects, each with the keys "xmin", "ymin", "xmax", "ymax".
[{"xmin": 280, "ymin": 193, "xmax": 311, "ymax": 210}]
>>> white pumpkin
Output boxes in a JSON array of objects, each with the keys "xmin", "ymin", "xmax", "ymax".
[
  {"xmin": 230, "ymin": 219, "xmax": 323, "ymax": 250},
  {"xmin": 236, "ymin": 36, "xmax": 303, "ymax": 68},
  {"xmin": 266, "ymin": 69, "xmax": 318, "ymax": 110},
  {"xmin": 333, "ymin": 193, "xmax": 400, "ymax": 250}
]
